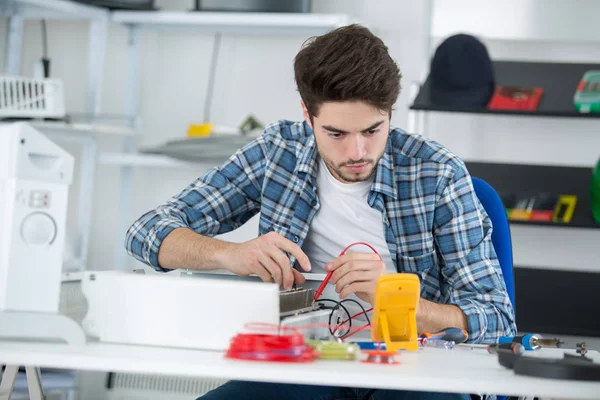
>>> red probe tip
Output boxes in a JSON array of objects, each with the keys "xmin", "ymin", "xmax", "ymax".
[{"xmin": 313, "ymin": 271, "xmax": 333, "ymax": 301}]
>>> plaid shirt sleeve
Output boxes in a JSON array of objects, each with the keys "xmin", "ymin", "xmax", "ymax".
[
  {"xmin": 434, "ymin": 163, "xmax": 517, "ymax": 344},
  {"xmin": 124, "ymin": 136, "xmax": 267, "ymax": 272}
]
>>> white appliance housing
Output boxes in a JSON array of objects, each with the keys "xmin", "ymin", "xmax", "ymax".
[
  {"xmin": 81, "ymin": 270, "xmax": 281, "ymax": 351},
  {"xmin": 0, "ymin": 122, "xmax": 74, "ymax": 314}
]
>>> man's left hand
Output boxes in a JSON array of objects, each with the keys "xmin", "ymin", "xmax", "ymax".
[{"xmin": 326, "ymin": 252, "xmax": 385, "ymax": 305}]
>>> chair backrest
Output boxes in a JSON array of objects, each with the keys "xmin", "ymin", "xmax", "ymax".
[{"xmin": 471, "ymin": 177, "xmax": 516, "ymax": 309}]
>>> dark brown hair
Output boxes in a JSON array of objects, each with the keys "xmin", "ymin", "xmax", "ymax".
[{"xmin": 294, "ymin": 24, "xmax": 401, "ymax": 118}]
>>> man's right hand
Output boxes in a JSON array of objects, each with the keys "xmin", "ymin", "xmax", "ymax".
[{"xmin": 221, "ymin": 232, "xmax": 311, "ymax": 290}]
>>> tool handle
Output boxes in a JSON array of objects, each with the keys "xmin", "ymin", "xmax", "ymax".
[
  {"xmin": 497, "ymin": 336, "xmax": 515, "ymax": 345},
  {"xmin": 313, "ymin": 271, "xmax": 333, "ymax": 301},
  {"xmin": 419, "ymin": 327, "xmax": 468, "ymax": 343},
  {"xmin": 498, "ymin": 334, "xmax": 538, "ymax": 350},
  {"xmin": 487, "ymin": 342, "xmax": 525, "ymax": 356}
]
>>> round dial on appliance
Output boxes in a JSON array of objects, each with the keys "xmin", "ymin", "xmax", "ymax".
[{"xmin": 21, "ymin": 212, "xmax": 57, "ymax": 245}]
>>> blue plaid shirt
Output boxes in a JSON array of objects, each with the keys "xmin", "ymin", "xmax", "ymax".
[{"xmin": 125, "ymin": 120, "xmax": 517, "ymax": 344}]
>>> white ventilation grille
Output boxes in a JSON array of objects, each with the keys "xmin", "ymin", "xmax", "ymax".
[
  {"xmin": 59, "ymin": 279, "xmax": 88, "ymax": 325},
  {"xmin": 110, "ymin": 373, "xmax": 227, "ymax": 396}
]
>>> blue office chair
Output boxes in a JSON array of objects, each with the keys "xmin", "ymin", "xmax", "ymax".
[
  {"xmin": 471, "ymin": 177, "xmax": 516, "ymax": 400},
  {"xmin": 471, "ymin": 177, "xmax": 515, "ymax": 310}
]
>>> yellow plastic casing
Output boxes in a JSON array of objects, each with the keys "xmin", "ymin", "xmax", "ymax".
[
  {"xmin": 370, "ymin": 273, "xmax": 420, "ymax": 352},
  {"xmin": 186, "ymin": 123, "xmax": 214, "ymax": 137},
  {"xmin": 552, "ymin": 195, "xmax": 577, "ymax": 223}
]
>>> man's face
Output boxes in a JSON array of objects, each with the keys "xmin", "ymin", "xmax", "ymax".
[{"xmin": 303, "ymin": 101, "xmax": 390, "ymax": 184}]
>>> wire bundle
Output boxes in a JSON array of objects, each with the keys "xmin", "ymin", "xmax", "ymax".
[
  {"xmin": 317, "ymin": 298, "xmax": 372, "ymax": 339},
  {"xmin": 314, "ymin": 241, "xmax": 381, "ymax": 339},
  {"xmin": 225, "ymin": 324, "xmax": 317, "ymax": 363}
]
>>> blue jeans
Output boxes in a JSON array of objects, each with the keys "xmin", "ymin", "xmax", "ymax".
[{"xmin": 197, "ymin": 380, "xmax": 471, "ymax": 399}]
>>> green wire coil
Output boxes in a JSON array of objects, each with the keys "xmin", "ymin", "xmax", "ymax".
[{"xmin": 306, "ymin": 339, "xmax": 361, "ymax": 360}]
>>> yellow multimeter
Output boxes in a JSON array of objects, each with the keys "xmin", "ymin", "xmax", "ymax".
[{"xmin": 370, "ymin": 273, "xmax": 421, "ymax": 352}]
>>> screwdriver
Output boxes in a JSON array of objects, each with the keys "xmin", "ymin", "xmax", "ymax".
[
  {"xmin": 419, "ymin": 327, "xmax": 468, "ymax": 344},
  {"xmin": 487, "ymin": 342, "xmax": 525, "ymax": 356},
  {"xmin": 498, "ymin": 334, "xmax": 564, "ymax": 351}
]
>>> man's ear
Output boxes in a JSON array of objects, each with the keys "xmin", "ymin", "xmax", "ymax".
[{"xmin": 301, "ymin": 100, "xmax": 312, "ymax": 129}]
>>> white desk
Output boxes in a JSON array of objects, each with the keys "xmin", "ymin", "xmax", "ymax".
[{"xmin": 1, "ymin": 341, "xmax": 599, "ymax": 399}]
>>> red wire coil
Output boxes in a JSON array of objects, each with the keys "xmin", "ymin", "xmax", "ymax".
[{"xmin": 225, "ymin": 324, "xmax": 317, "ymax": 363}]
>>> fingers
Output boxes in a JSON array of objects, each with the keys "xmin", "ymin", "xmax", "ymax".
[
  {"xmin": 340, "ymin": 281, "xmax": 373, "ymax": 300},
  {"xmin": 264, "ymin": 245, "xmax": 294, "ymax": 290},
  {"xmin": 257, "ymin": 253, "xmax": 283, "ymax": 287},
  {"xmin": 265, "ymin": 232, "xmax": 312, "ymax": 272},
  {"xmin": 329, "ymin": 256, "xmax": 384, "ymax": 285},
  {"xmin": 251, "ymin": 262, "xmax": 273, "ymax": 284},
  {"xmin": 326, "ymin": 252, "xmax": 380, "ymax": 273},
  {"xmin": 292, "ymin": 268, "xmax": 306, "ymax": 285},
  {"xmin": 335, "ymin": 269, "xmax": 380, "ymax": 294}
]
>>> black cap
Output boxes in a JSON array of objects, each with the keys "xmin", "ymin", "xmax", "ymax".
[{"xmin": 429, "ymin": 34, "xmax": 495, "ymax": 107}]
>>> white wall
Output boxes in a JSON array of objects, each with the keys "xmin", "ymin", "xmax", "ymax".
[{"xmin": 1, "ymin": 0, "xmax": 599, "ymax": 275}]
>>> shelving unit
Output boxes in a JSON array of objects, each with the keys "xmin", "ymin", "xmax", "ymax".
[
  {"xmin": 2, "ymin": 0, "xmax": 109, "ymax": 114},
  {"xmin": 108, "ymin": 8, "xmax": 358, "ymax": 167},
  {"xmin": 104, "ymin": 9, "xmax": 359, "ymax": 174},
  {"xmin": 29, "ymin": 120, "xmax": 135, "ymax": 137},
  {"xmin": 409, "ymin": 60, "xmax": 600, "ymax": 232},
  {"xmin": 99, "ymin": 133, "xmax": 256, "ymax": 167},
  {"xmin": 411, "ymin": 61, "xmax": 600, "ymax": 119},
  {"xmin": 2, "ymin": 0, "xmax": 108, "ymax": 19},
  {"xmin": 99, "ymin": 152, "xmax": 202, "ymax": 168},
  {"xmin": 112, "ymin": 11, "xmax": 356, "ymax": 35},
  {"xmin": 465, "ymin": 161, "xmax": 598, "ymax": 230},
  {"xmin": 107, "ymin": 9, "xmax": 358, "ymax": 270},
  {"xmin": 407, "ymin": 60, "xmax": 600, "ymax": 145}
]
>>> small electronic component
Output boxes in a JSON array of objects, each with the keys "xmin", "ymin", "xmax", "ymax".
[
  {"xmin": 306, "ymin": 339, "xmax": 360, "ymax": 360},
  {"xmin": 362, "ymin": 350, "xmax": 399, "ymax": 365},
  {"xmin": 577, "ymin": 342, "xmax": 588, "ymax": 357}
]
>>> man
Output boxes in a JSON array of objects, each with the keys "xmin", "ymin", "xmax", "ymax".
[{"xmin": 125, "ymin": 24, "xmax": 516, "ymax": 400}]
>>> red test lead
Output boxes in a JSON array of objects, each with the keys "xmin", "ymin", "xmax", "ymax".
[{"xmin": 313, "ymin": 242, "xmax": 381, "ymax": 301}]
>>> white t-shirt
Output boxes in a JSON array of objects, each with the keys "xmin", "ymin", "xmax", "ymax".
[{"xmin": 303, "ymin": 157, "xmax": 395, "ymax": 322}]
